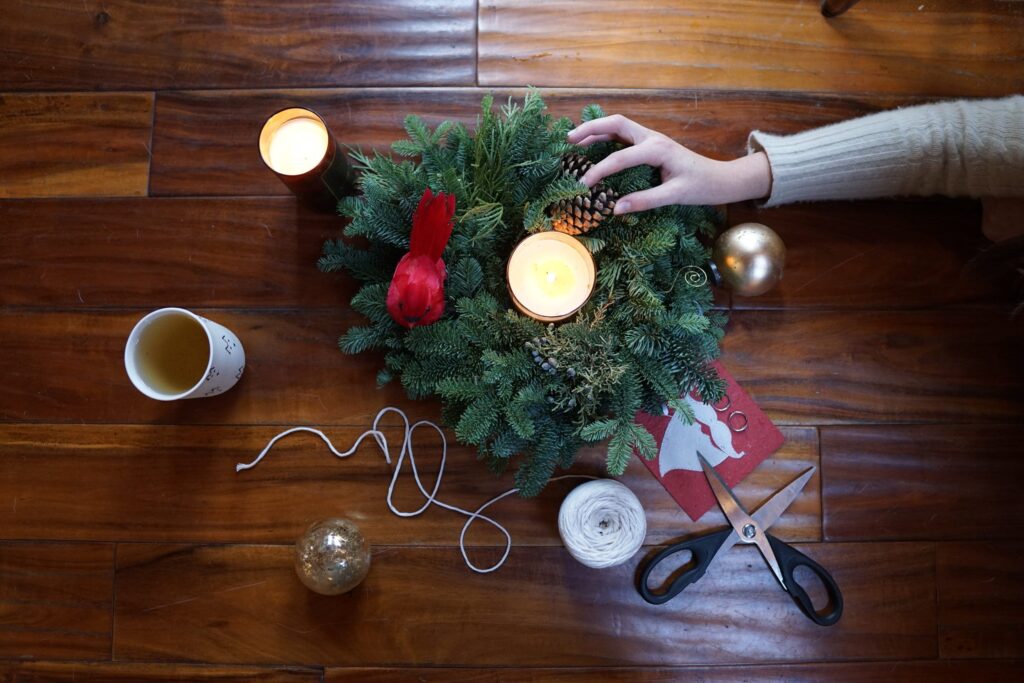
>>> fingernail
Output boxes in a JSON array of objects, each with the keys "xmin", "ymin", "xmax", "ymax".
[
  {"xmin": 614, "ymin": 200, "xmax": 630, "ymax": 215},
  {"xmin": 580, "ymin": 173, "xmax": 593, "ymax": 187}
]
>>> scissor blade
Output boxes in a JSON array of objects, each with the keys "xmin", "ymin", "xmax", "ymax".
[
  {"xmin": 699, "ymin": 453, "xmax": 786, "ymax": 587},
  {"xmin": 698, "ymin": 452, "xmax": 755, "ymax": 534},
  {"xmin": 751, "ymin": 466, "xmax": 817, "ymax": 532}
]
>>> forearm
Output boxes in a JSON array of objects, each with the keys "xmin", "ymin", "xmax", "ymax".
[
  {"xmin": 718, "ymin": 152, "xmax": 772, "ymax": 205},
  {"xmin": 748, "ymin": 96, "xmax": 1024, "ymax": 207}
]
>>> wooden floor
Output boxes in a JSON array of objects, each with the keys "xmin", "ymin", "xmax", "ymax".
[{"xmin": 2, "ymin": 1, "xmax": 1024, "ymax": 681}]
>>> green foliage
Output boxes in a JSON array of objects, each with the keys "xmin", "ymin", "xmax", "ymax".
[{"xmin": 320, "ymin": 91, "xmax": 725, "ymax": 496}]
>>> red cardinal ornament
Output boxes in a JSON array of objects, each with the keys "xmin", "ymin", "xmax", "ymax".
[{"xmin": 386, "ymin": 188, "xmax": 456, "ymax": 328}]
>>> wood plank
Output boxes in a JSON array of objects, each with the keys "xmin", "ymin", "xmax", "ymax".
[
  {"xmin": 0, "ymin": 1, "xmax": 475, "ymax": 91},
  {"xmin": 0, "ymin": 424, "xmax": 817, "ymax": 545},
  {"xmin": 0, "ymin": 197, "xmax": 995, "ymax": 313},
  {"xmin": 822, "ymin": 425, "xmax": 1024, "ymax": 542},
  {"xmin": 3, "ymin": 309, "xmax": 1021, "ymax": 426},
  {"xmin": 721, "ymin": 309, "xmax": 1024, "ymax": 425},
  {"xmin": 0, "ymin": 310, "xmax": 412, "ymax": 425},
  {"xmin": 324, "ymin": 661, "xmax": 1024, "ymax": 682},
  {"xmin": 0, "ymin": 92, "xmax": 151, "ymax": 199},
  {"xmin": 478, "ymin": 0, "xmax": 1024, "ymax": 96},
  {"xmin": 937, "ymin": 541, "xmax": 1024, "ymax": 659},
  {"xmin": 0, "ymin": 198, "xmax": 350, "ymax": 308},
  {"xmin": 0, "ymin": 663, "xmax": 320, "ymax": 682},
  {"xmin": 0, "ymin": 542, "xmax": 113, "ymax": 660},
  {"xmin": 0, "ymin": 196, "xmax": 720, "ymax": 312},
  {"xmin": 151, "ymin": 88, "xmax": 912, "ymax": 197},
  {"xmin": 114, "ymin": 542, "xmax": 935, "ymax": 666},
  {"xmin": 727, "ymin": 199, "xmax": 995, "ymax": 310}
]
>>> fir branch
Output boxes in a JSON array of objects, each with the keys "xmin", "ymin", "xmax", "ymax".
[
  {"xmin": 339, "ymin": 325, "xmax": 387, "ymax": 354},
  {"xmin": 605, "ymin": 424, "xmax": 634, "ymax": 476}
]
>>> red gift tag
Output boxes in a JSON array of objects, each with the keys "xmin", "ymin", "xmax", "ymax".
[{"xmin": 634, "ymin": 361, "xmax": 785, "ymax": 521}]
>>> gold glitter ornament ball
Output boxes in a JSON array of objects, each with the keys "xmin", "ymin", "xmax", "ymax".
[
  {"xmin": 294, "ymin": 518, "xmax": 371, "ymax": 595},
  {"xmin": 711, "ymin": 222, "xmax": 786, "ymax": 297}
]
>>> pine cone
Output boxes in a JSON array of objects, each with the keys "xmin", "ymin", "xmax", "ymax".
[{"xmin": 550, "ymin": 153, "xmax": 618, "ymax": 236}]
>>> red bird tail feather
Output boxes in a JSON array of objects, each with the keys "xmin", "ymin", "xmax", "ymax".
[{"xmin": 408, "ymin": 188, "xmax": 456, "ymax": 261}]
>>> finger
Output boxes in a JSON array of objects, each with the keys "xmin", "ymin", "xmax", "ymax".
[
  {"xmin": 581, "ymin": 143, "xmax": 661, "ymax": 187},
  {"xmin": 614, "ymin": 183, "xmax": 682, "ymax": 215},
  {"xmin": 574, "ymin": 133, "xmax": 615, "ymax": 147},
  {"xmin": 567, "ymin": 114, "xmax": 642, "ymax": 145}
]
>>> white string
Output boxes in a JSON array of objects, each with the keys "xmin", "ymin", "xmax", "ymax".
[
  {"xmin": 557, "ymin": 479, "xmax": 647, "ymax": 569},
  {"xmin": 235, "ymin": 407, "xmax": 594, "ymax": 573}
]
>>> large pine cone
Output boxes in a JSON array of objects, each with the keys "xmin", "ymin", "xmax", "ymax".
[{"xmin": 550, "ymin": 153, "xmax": 618, "ymax": 236}]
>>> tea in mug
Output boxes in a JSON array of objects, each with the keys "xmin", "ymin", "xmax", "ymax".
[{"xmin": 132, "ymin": 312, "xmax": 210, "ymax": 395}]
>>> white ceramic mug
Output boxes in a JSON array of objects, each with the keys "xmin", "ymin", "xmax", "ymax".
[{"xmin": 124, "ymin": 308, "xmax": 245, "ymax": 401}]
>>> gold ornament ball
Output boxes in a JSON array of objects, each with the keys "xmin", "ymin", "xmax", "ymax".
[
  {"xmin": 294, "ymin": 518, "xmax": 371, "ymax": 595},
  {"xmin": 711, "ymin": 222, "xmax": 786, "ymax": 297}
]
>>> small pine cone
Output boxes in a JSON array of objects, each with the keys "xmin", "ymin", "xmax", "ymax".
[
  {"xmin": 561, "ymin": 152, "xmax": 593, "ymax": 181},
  {"xmin": 550, "ymin": 153, "xmax": 619, "ymax": 236}
]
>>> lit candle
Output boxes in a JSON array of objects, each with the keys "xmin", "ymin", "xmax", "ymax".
[
  {"xmin": 267, "ymin": 117, "xmax": 329, "ymax": 176},
  {"xmin": 507, "ymin": 232, "xmax": 596, "ymax": 322},
  {"xmin": 258, "ymin": 107, "xmax": 355, "ymax": 211}
]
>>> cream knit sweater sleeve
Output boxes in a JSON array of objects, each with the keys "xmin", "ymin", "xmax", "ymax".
[{"xmin": 747, "ymin": 95, "xmax": 1024, "ymax": 207}]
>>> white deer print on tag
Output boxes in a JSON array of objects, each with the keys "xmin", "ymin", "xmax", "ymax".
[{"xmin": 658, "ymin": 395, "xmax": 746, "ymax": 476}]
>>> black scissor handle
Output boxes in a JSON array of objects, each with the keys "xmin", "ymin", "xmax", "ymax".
[
  {"xmin": 637, "ymin": 528, "xmax": 732, "ymax": 605},
  {"xmin": 766, "ymin": 534, "xmax": 844, "ymax": 626}
]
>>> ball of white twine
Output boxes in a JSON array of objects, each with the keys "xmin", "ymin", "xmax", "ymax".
[{"xmin": 558, "ymin": 479, "xmax": 647, "ymax": 569}]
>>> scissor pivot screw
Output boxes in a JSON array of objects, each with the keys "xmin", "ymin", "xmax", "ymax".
[{"xmin": 742, "ymin": 524, "xmax": 756, "ymax": 539}]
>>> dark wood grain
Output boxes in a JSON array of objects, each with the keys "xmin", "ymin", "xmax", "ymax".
[
  {"xmin": 0, "ymin": 663, "xmax": 320, "ymax": 682},
  {"xmin": 4, "ymin": 309, "xmax": 1021, "ymax": 426},
  {"xmin": 114, "ymin": 542, "xmax": 935, "ymax": 666},
  {"xmin": 0, "ymin": 310, "xmax": 412, "ymax": 425},
  {"xmin": 478, "ymin": 0, "xmax": 1024, "ymax": 96},
  {"xmin": 324, "ymin": 661, "xmax": 1024, "ymax": 682},
  {"xmin": 721, "ymin": 309, "xmax": 1024, "ymax": 425},
  {"xmin": 0, "ymin": 192, "xmax": 714, "ymax": 310},
  {"xmin": 150, "ymin": 88, "xmax": 913, "ymax": 197},
  {"xmin": 0, "ymin": 543, "xmax": 113, "ymax": 660},
  {"xmin": 0, "ymin": 194, "xmax": 991, "ymax": 312},
  {"xmin": 821, "ymin": 425, "xmax": 1024, "ymax": 542},
  {"xmin": 0, "ymin": 93, "xmax": 152, "ymax": 199},
  {"xmin": 4, "ymin": 0, "xmax": 1024, "ymax": 672},
  {"xmin": 938, "ymin": 542, "xmax": 1024, "ymax": 659},
  {"xmin": 727, "ymin": 199, "xmax": 994, "ymax": 309},
  {"xmin": 0, "ymin": 198, "xmax": 349, "ymax": 308},
  {"xmin": 0, "ymin": 1, "xmax": 475, "ymax": 91},
  {"xmin": 0, "ymin": 424, "xmax": 817, "ymax": 545}
]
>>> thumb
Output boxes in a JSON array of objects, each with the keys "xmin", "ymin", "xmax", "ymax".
[{"xmin": 613, "ymin": 183, "xmax": 682, "ymax": 215}]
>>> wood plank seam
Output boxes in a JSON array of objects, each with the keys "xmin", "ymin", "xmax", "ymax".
[
  {"xmin": 146, "ymin": 91, "xmax": 156, "ymax": 198},
  {"xmin": 933, "ymin": 543, "xmax": 941, "ymax": 661},
  {"xmin": 112, "ymin": 540, "xmax": 118, "ymax": 659}
]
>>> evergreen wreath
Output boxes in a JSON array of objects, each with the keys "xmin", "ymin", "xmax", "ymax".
[{"xmin": 319, "ymin": 91, "xmax": 727, "ymax": 496}]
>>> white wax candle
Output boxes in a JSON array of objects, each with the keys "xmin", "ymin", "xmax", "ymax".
[
  {"xmin": 266, "ymin": 116, "xmax": 329, "ymax": 176},
  {"xmin": 507, "ymin": 232, "xmax": 596, "ymax": 322}
]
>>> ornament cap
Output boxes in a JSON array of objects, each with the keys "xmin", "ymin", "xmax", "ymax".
[{"xmin": 705, "ymin": 259, "xmax": 724, "ymax": 287}]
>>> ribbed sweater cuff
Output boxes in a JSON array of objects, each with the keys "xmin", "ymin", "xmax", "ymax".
[{"xmin": 747, "ymin": 111, "xmax": 911, "ymax": 207}]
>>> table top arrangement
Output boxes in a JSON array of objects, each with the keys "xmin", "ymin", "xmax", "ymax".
[{"xmin": 2, "ymin": 1, "xmax": 1023, "ymax": 681}]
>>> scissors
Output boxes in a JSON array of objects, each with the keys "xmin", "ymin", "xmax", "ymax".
[{"xmin": 637, "ymin": 452, "xmax": 843, "ymax": 626}]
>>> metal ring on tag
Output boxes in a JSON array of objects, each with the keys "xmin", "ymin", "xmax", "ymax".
[
  {"xmin": 728, "ymin": 410, "xmax": 749, "ymax": 433},
  {"xmin": 713, "ymin": 394, "xmax": 732, "ymax": 412}
]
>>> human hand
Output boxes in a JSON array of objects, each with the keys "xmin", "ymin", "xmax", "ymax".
[{"xmin": 566, "ymin": 114, "xmax": 772, "ymax": 213}]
